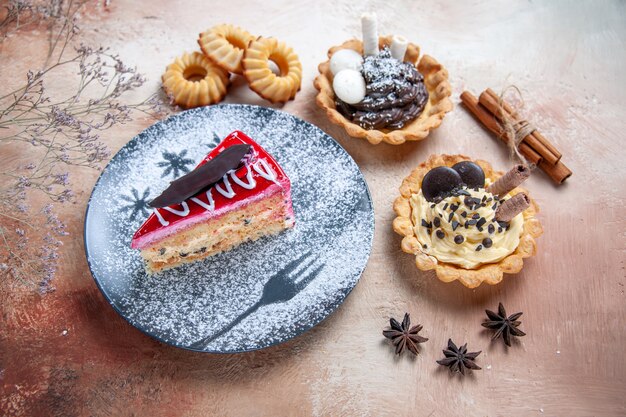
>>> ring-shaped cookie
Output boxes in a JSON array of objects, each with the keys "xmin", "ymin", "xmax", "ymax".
[
  {"xmin": 242, "ymin": 37, "xmax": 302, "ymax": 104},
  {"xmin": 198, "ymin": 24, "xmax": 254, "ymax": 74},
  {"xmin": 162, "ymin": 52, "xmax": 230, "ymax": 109}
]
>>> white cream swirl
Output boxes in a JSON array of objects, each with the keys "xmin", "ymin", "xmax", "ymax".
[{"xmin": 409, "ymin": 186, "xmax": 523, "ymax": 269}]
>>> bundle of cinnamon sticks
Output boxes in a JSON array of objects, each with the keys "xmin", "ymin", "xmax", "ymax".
[{"xmin": 460, "ymin": 88, "xmax": 572, "ymax": 184}]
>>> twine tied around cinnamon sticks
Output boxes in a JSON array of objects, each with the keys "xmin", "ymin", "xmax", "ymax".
[
  {"xmin": 460, "ymin": 88, "xmax": 572, "ymax": 184},
  {"xmin": 501, "ymin": 104, "xmax": 536, "ymax": 166}
]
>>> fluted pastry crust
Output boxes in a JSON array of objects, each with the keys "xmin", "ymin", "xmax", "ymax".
[
  {"xmin": 198, "ymin": 24, "xmax": 254, "ymax": 74},
  {"xmin": 314, "ymin": 36, "xmax": 453, "ymax": 145},
  {"xmin": 392, "ymin": 154, "xmax": 543, "ymax": 288},
  {"xmin": 162, "ymin": 52, "xmax": 230, "ymax": 109},
  {"xmin": 242, "ymin": 36, "xmax": 302, "ymax": 104}
]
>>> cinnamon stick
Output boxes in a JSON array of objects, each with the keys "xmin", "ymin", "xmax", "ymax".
[
  {"xmin": 478, "ymin": 91, "xmax": 560, "ymax": 165},
  {"xmin": 460, "ymin": 91, "xmax": 542, "ymax": 165},
  {"xmin": 461, "ymin": 90, "xmax": 572, "ymax": 184},
  {"xmin": 485, "ymin": 88, "xmax": 562, "ymax": 161},
  {"xmin": 538, "ymin": 159, "xmax": 572, "ymax": 184}
]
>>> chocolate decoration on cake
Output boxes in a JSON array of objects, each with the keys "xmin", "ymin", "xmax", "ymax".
[{"xmin": 149, "ymin": 144, "xmax": 252, "ymax": 208}]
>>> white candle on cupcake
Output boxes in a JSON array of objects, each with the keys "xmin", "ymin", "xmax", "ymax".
[
  {"xmin": 361, "ymin": 12, "xmax": 379, "ymax": 56},
  {"xmin": 390, "ymin": 35, "xmax": 408, "ymax": 61}
]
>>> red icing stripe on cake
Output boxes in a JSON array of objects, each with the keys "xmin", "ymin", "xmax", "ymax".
[{"xmin": 131, "ymin": 131, "xmax": 292, "ymax": 249}]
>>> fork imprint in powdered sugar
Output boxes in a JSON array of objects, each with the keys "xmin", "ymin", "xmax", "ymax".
[{"xmin": 190, "ymin": 252, "xmax": 323, "ymax": 350}]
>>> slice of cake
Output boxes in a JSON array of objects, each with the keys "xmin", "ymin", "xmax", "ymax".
[{"xmin": 131, "ymin": 130, "xmax": 295, "ymax": 273}]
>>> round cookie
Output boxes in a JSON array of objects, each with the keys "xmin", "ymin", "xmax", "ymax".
[
  {"xmin": 421, "ymin": 166, "xmax": 463, "ymax": 202},
  {"xmin": 452, "ymin": 161, "xmax": 485, "ymax": 188},
  {"xmin": 242, "ymin": 36, "xmax": 302, "ymax": 104},
  {"xmin": 162, "ymin": 52, "xmax": 230, "ymax": 109},
  {"xmin": 198, "ymin": 24, "xmax": 254, "ymax": 74}
]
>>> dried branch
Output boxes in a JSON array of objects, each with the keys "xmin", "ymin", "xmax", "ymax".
[{"xmin": 0, "ymin": 0, "xmax": 168, "ymax": 292}]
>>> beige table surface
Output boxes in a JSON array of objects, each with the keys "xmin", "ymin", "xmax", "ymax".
[{"xmin": 1, "ymin": 1, "xmax": 625, "ymax": 416}]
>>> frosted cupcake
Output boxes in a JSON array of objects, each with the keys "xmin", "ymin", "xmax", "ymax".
[
  {"xmin": 393, "ymin": 155, "xmax": 543, "ymax": 288},
  {"xmin": 314, "ymin": 13, "xmax": 452, "ymax": 145}
]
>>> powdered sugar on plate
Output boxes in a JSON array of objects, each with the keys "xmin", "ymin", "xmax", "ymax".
[{"xmin": 84, "ymin": 104, "xmax": 375, "ymax": 352}]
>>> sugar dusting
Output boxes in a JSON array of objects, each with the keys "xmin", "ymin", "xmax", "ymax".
[{"xmin": 85, "ymin": 105, "xmax": 374, "ymax": 352}]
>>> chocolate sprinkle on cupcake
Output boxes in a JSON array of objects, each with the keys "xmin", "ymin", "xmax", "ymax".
[
  {"xmin": 482, "ymin": 238, "xmax": 493, "ymax": 248},
  {"xmin": 454, "ymin": 235, "xmax": 464, "ymax": 244},
  {"xmin": 451, "ymin": 220, "xmax": 460, "ymax": 231},
  {"xmin": 433, "ymin": 217, "xmax": 441, "ymax": 228},
  {"xmin": 475, "ymin": 245, "xmax": 483, "ymax": 251},
  {"xmin": 436, "ymin": 230, "xmax": 445, "ymax": 239},
  {"xmin": 488, "ymin": 224, "xmax": 495, "ymax": 234}
]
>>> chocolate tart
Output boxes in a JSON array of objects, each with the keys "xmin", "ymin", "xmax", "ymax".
[
  {"xmin": 392, "ymin": 154, "xmax": 543, "ymax": 288},
  {"xmin": 314, "ymin": 36, "xmax": 452, "ymax": 145}
]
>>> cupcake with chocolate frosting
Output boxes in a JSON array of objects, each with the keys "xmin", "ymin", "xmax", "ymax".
[
  {"xmin": 335, "ymin": 47, "xmax": 429, "ymax": 130},
  {"xmin": 314, "ymin": 13, "xmax": 452, "ymax": 145}
]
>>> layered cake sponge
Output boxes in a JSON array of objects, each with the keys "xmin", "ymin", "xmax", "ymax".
[{"xmin": 131, "ymin": 131, "xmax": 294, "ymax": 273}]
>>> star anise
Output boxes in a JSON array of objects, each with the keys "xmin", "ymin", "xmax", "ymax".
[
  {"xmin": 382, "ymin": 313, "xmax": 428, "ymax": 355},
  {"xmin": 436, "ymin": 339, "xmax": 481, "ymax": 375},
  {"xmin": 481, "ymin": 302, "xmax": 526, "ymax": 346}
]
